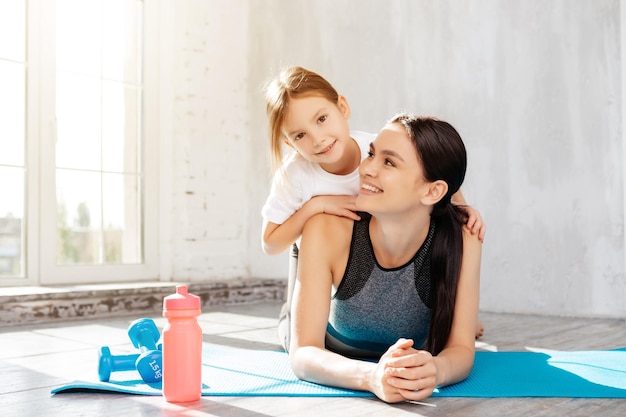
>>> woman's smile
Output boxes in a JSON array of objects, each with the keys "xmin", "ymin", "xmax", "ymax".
[{"xmin": 361, "ymin": 182, "xmax": 382, "ymax": 193}]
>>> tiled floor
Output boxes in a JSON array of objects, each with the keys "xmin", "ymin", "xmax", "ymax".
[{"xmin": 1, "ymin": 301, "xmax": 625, "ymax": 417}]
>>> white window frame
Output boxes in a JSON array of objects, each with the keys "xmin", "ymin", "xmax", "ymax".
[{"xmin": 2, "ymin": 0, "xmax": 162, "ymax": 286}]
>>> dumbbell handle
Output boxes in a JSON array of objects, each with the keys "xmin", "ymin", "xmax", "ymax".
[
  {"xmin": 136, "ymin": 331, "xmax": 158, "ymax": 352},
  {"xmin": 98, "ymin": 346, "xmax": 140, "ymax": 382},
  {"xmin": 98, "ymin": 346, "xmax": 163, "ymax": 383},
  {"xmin": 128, "ymin": 318, "xmax": 160, "ymax": 351}
]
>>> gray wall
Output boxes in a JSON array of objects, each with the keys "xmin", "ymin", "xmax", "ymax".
[{"xmin": 166, "ymin": 0, "xmax": 626, "ymax": 319}]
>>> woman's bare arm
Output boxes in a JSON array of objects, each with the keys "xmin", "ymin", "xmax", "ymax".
[{"xmin": 431, "ymin": 226, "xmax": 482, "ymax": 387}]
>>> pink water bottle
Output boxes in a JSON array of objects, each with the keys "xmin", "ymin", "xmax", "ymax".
[{"xmin": 162, "ymin": 284, "xmax": 202, "ymax": 402}]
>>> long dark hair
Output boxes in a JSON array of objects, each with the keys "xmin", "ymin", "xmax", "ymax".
[{"xmin": 392, "ymin": 114, "xmax": 468, "ymax": 355}]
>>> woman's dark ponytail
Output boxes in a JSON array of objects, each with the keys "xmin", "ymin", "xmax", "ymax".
[
  {"xmin": 391, "ymin": 114, "xmax": 468, "ymax": 355},
  {"xmin": 426, "ymin": 202, "xmax": 467, "ymax": 354}
]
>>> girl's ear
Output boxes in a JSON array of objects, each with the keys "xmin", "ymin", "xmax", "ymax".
[
  {"xmin": 337, "ymin": 95, "xmax": 351, "ymax": 119},
  {"xmin": 421, "ymin": 180, "xmax": 449, "ymax": 206}
]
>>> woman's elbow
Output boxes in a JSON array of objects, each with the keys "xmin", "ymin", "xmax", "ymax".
[
  {"xmin": 288, "ymin": 348, "xmax": 307, "ymax": 380},
  {"xmin": 288, "ymin": 345, "xmax": 320, "ymax": 382}
]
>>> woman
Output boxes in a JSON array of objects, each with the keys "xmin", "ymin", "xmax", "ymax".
[{"xmin": 287, "ymin": 114, "xmax": 482, "ymax": 403}]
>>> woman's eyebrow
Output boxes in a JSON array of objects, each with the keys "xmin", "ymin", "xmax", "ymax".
[
  {"xmin": 371, "ymin": 142, "xmax": 404, "ymax": 161},
  {"xmin": 383, "ymin": 150, "xmax": 404, "ymax": 161}
]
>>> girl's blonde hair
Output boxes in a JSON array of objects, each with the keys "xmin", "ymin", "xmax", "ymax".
[{"xmin": 264, "ymin": 66, "xmax": 339, "ymax": 173}]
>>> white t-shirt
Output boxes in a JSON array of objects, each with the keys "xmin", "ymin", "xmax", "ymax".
[{"xmin": 262, "ymin": 131, "xmax": 376, "ymax": 225}]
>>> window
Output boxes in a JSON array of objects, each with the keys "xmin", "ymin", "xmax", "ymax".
[
  {"xmin": 0, "ymin": 0, "xmax": 27, "ymax": 281},
  {"xmin": 1, "ymin": 0, "xmax": 159, "ymax": 286}
]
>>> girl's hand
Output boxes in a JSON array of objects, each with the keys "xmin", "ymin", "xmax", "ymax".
[
  {"xmin": 312, "ymin": 195, "xmax": 361, "ymax": 221},
  {"xmin": 460, "ymin": 205, "xmax": 486, "ymax": 242}
]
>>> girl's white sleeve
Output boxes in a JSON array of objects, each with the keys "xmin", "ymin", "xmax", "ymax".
[{"xmin": 261, "ymin": 159, "xmax": 309, "ymax": 225}]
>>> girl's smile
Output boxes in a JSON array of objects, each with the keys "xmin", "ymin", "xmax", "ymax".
[{"xmin": 315, "ymin": 140, "xmax": 337, "ymax": 155}]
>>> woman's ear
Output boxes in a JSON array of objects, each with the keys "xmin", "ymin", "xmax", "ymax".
[
  {"xmin": 337, "ymin": 95, "xmax": 351, "ymax": 119},
  {"xmin": 421, "ymin": 180, "xmax": 449, "ymax": 206}
]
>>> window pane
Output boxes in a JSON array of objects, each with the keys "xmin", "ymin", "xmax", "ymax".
[
  {"xmin": 103, "ymin": 173, "xmax": 141, "ymax": 264},
  {"xmin": 54, "ymin": 0, "xmax": 144, "ymax": 270},
  {"xmin": 56, "ymin": 170, "xmax": 102, "ymax": 265},
  {"xmin": 56, "ymin": 171, "xmax": 142, "ymax": 266},
  {"xmin": 0, "ymin": 61, "xmax": 25, "ymax": 166},
  {"xmin": 102, "ymin": 0, "xmax": 141, "ymax": 83},
  {"xmin": 56, "ymin": 71, "xmax": 102, "ymax": 170},
  {"xmin": 0, "ymin": 167, "xmax": 24, "ymax": 277},
  {"xmin": 56, "ymin": 0, "xmax": 101, "ymax": 75},
  {"xmin": 0, "ymin": 0, "xmax": 26, "ymax": 279},
  {"xmin": 0, "ymin": 0, "xmax": 25, "ymax": 61},
  {"xmin": 102, "ymin": 81, "xmax": 139, "ymax": 173}
]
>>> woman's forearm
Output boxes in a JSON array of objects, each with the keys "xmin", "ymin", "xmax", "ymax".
[
  {"xmin": 290, "ymin": 345, "xmax": 375, "ymax": 392},
  {"xmin": 432, "ymin": 344, "xmax": 475, "ymax": 387}
]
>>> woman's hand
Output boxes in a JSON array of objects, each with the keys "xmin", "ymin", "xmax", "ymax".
[{"xmin": 369, "ymin": 338, "xmax": 439, "ymax": 403}]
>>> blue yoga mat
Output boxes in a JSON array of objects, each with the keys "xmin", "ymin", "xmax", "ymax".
[{"xmin": 51, "ymin": 344, "xmax": 626, "ymax": 398}]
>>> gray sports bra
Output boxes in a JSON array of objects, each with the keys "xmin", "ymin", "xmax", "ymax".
[{"xmin": 326, "ymin": 212, "xmax": 435, "ymax": 358}]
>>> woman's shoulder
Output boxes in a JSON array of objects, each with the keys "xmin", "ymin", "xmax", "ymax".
[
  {"xmin": 461, "ymin": 223, "xmax": 482, "ymax": 243},
  {"xmin": 302, "ymin": 214, "xmax": 354, "ymax": 270},
  {"xmin": 303, "ymin": 214, "xmax": 354, "ymax": 249},
  {"xmin": 461, "ymin": 224, "xmax": 483, "ymax": 259},
  {"xmin": 306, "ymin": 212, "xmax": 354, "ymax": 233}
]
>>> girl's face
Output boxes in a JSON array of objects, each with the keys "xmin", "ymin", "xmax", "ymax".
[
  {"xmin": 281, "ymin": 94, "xmax": 351, "ymax": 167},
  {"xmin": 356, "ymin": 122, "xmax": 430, "ymax": 214}
]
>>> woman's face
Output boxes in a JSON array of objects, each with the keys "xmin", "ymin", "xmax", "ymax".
[{"xmin": 356, "ymin": 122, "xmax": 428, "ymax": 214}]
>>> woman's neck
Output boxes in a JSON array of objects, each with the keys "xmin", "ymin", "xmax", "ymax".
[{"xmin": 369, "ymin": 212, "xmax": 431, "ymax": 269}]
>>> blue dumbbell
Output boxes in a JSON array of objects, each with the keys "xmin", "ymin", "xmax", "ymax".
[
  {"xmin": 98, "ymin": 346, "xmax": 162, "ymax": 383},
  {"xmin": 127, "ymin": 318, "xmax": 163, "ymax": 382}
]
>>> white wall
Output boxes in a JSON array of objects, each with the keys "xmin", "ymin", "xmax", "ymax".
[
  {"xmin": 162, "ymin": 0, "xmax": 251, "ymax": 281},
  {"xmin": 164, "ymin": 0, "xmax": 625, "ymax": 319}
]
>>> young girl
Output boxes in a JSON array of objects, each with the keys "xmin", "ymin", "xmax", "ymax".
[
  {"xmin": 288, "ymin": 114, "xmax": 482, "ymax": 403},
  {"xmin": 261, "ymin": 66, "xmax": 485, "ymax": 256}
]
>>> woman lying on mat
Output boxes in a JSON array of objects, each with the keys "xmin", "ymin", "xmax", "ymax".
[{"xmin": 283, "ymin": 114, "xmax": 482, "ymax": 403}]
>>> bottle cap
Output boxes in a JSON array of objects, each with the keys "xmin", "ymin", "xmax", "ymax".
[{"xmin": 163, "ymin": 285, "xmax": 201, "ymax": 310}]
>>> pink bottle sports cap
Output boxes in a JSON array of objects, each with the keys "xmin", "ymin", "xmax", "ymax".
[{"xmin": 163, "ymin": 285, "xmax": 201, "ymax": 310}]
